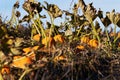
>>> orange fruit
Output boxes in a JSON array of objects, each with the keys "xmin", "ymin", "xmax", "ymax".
[
  {"xmin": 54, "ymin": 34, "xmax": 64, "ymax": 43},
  {"xmin": 80, "ymin": 36, "xmax": 90, "ymax": 44},
  {"xmin": 110, "ymin": 32, "xmax": 116, "ymax": 37},
  {"xmin": 32, "ymin": 46, "xmax": 39, "ymax": 51},
  {"xmin": 26, "ymin": 52, "xmax": 36, "ymax": 60},
  {"xmin": 1, "ymin": 66, "xmax": 10, "ymax": 74},
  {"xmin": 11, "ymin": 56, "xmax": 32, "ymax": 69},
  {"xmin": 54, "ymin": 56, "xmax": 65, "ymax": 62},
  {"xmin": 42, "ymin": 37, "xmax": 54, "ymax": 47},
  {"xmin": 88, "ymin": 39, "xmax": 98, "ymax": 48},
  {"xmin": 76, "ymin": 45, "xmax": 85, "ymax": 50},
  {"xmin": 117, "ymin": 32, "xmax": 120, "ymax": 38},
  {"xmin": 23, "ymin": 47, "xmax": 31, "ymax": 54},
  {"xmin": 33, "ymin": 34, "xmax": 41, "ymax": 42}
]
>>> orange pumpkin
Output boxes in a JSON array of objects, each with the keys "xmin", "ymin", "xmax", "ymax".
[
  {"xmin": 23, "ymin": 46, "xmax": 39, "ymax": 54},
  {"xmin": 11, "ymin": 56, "xmax": 32, "ymax": 69},
  {"xmin": 23, "ymin": 47, "xmax": 31, "ymax": 54},
  {"xmin": 33, "ymin": 34, "xmax": 41, "ymax": 42},
  {"xmin": 117, "ymin": 32, "xmax": 120, "ymax": 38},
  {"xmin": 88, "ymin": 39, "xmax": 98, "ymax": 48},
  {"xmin": 118, "ymin": 42, "xmax": 120, "ymax": 47},
  {"xmin": 26, "ymin": 52, "xmax": 36, "ymax": 60},
  {"xmin": 80, "ymin": 36, "xmax": 90, "ymax": 44},
  {"xmin": 1, "ymin": 66, "xmax": 10, "ymax": 74},
  {"xmin": 109, "ymin": 32, "xmax": 116, "ymax": 37},
  {"xmin": 54, "ymin": 56, "xmax": 66, "ymax": 62},
  {"xmin": 76, "ymin": 45, "xmax": 85, "ymax": 50},
  {"xmin": 54, "ymin": 34, "xmax": 64, "ymax": 43},
  {"xmin": 22, "ymin": 46, "xmax": 39, "ymax": 60},
  {"xmin": 32, "ymin": 46, "xmax": 39, "ymax": 51},
  {"xmin": 42, "ymin": 37, "xmax": 54, "ymax": 47}
]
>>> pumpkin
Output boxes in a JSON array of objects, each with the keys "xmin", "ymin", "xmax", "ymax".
[
  {"xmin": 54, "ymin": 34, "xmax": 64, "ymax": 43},
  {"xmin": 117, "ymin": 32, "xmax": 120, "ymax": 38},
  {"xmin": 33, "ymin": 34, "xmax": 41, "ymax": 42},
  {"xmin": 109, "ymin": 32, "xmax": 116, "ymax": 37},
  {"xmin": 1, "ymin": 66, "xmax": 10, "ymax": 74},
  {"xmin": 76, "ymin": 45, "xmax": 85, "ymax": 50},
  {"xmin": 22, "ymin": 46, "xmax": 39, "ymax": 60},
  {"xmin": 88, "ymin": 39, "xmax": 98, "ymax": 48},
  {"xmin": 32, "ymin": 46, "xmax": 39, "ymax": 51},
  {"xmin": 23, "ymin": 47, "xmax": 31, "ymax": 54},
  {"xmin": 42, "ymin": 37, "xmax": 54, "ymax": 47},
  {"xmin": 23, "ymin": 46, "xmax": 39, "ymax": 54},
  {"xmin": 11, "ymin": 56, "xmax": 32, "ymax": 69},
  {"xmin": 80, "ymin": 36, "xmax": 90, "ymax": 44},
  {"xmin": 118, "ymin": 42, "xmax": 120, "ymax": 47},
  {"xmin": 54, "ymin": 56, "xmax": 66, "ymax": 62}
]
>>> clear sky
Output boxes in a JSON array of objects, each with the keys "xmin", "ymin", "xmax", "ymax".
[
  {"xmin": 0, "ymin": 0, "xmax": 120, "ymax": 31},
  {"xmin": 0, "ymin": 0, "xmax": 120, "ymax": 18}
]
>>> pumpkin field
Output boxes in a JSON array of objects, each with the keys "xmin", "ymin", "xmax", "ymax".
[{"xmin": 0, "ymin": 0, "xmax": 120, "ymax": 80}]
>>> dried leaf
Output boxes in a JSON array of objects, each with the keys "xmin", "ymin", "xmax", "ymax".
[
  {"xmin": 101, "ymin": 16, "xmax": 111, "ymax": 27},
  {"xmin": 65, "ymin": 30, "xmax": 73, "ymax": 36},
  {"xmin": 97, "ymin": 8, "xmax": 103, "ymax": 19},
  {"xmin": 10, "ymin": 48, "xmax": 21, "ymax": 55},
  {"xmin": 0, "ymin": 51, "xmax": 7, "ymax": 63},
  {"xmin": 44, "ymin": 1, "xmax": 62, "ymax": 18},
  {"xmin": 6, "ymin": 39, "xmax": 13, "ymax": 45},
  {"xmin": 14, "ymin": 38, "xmax": 23, "ymax": 47},
  {"xmin": 13, "ymin": 1, "xmax": 19, "ymax": 8}
]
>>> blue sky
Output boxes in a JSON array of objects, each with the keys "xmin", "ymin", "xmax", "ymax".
[
  {"xmin": 0, "ymin": 0, "xmax": 120, "ymax": 18},
  {"xmin": 0, "ymin": 0, "xmax": 120, "ymax": 31}
]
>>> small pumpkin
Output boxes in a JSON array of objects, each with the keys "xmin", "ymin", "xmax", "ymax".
[
  {"xmin": 42, "ymin": 37, "xmax": 55, "ymax": 47},
  {"xmin": 23, "ymin": 47, "xmax": 31, "ymax": 54},
  {"xmin": 54, "ymin": 34, "xmax": 64, "ymax": 43},
  {"xmin": 117, "ymin": 32, "xmax": 120, "ymax": 38},
  {"xmin": 54, "ymin": 56, "xmax": 66, "ymax": 62},
  {"xmin": 76, "ymin": 45, "xmax": 85, "ymax": 50},
  {"xmin": 23, "ymin": 46, "xmax": 39, "ymax": 54},
  {"xmin": 11, "ymin": 56, "xmax": 32, "ymax": 69},
  {"xmin": 118, "ymin": 42, "xmax": 120, "ymax": 47},
  {"xmin": 88, "ymin": 39, "xmax": 98, "ymax": 48},
  {"xmin": 80, "ymin": 36, "xmax": 90, "ymax": 44},
  {"xmin": 109, "ymin": 32, "xmax": 116, "ymax": 37},
  {"xmin": 33, "ymin": 34, "xmax": 41, "ymax": 42},
  {"xmin": 32, "ymin": 46, "xmax": 39, "ymax": 51},
  {"xmin": 1, "ymin": 66, "xmax": 10, "ymax": 74},
  {"xmin": 22, "ymin": 46, "xmax": 39, "ymax": 60}
]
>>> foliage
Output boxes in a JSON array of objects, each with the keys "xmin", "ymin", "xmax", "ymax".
[{"xmin": 0, "ymin": 0, "xmax": 120, "ymax": 80}]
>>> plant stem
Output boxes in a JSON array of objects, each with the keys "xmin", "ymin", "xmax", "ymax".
[
  {"xmin": 19, "ymin": 69, "xmax": 32, "ymax": 80},
  {"xmin": 91, "ymin": 22, "xmax": 101, "ymax": 47},
  {"xmin": 105, "ymin": 28, "xmax": 112, "ymax": 46}
]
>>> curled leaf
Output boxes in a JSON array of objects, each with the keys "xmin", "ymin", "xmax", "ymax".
[
  {"xmin": 44, "ymin": 1, "xmax": 62, "ymax": 18},
  {"xmin": 101, "ymin": 16, "xmax": 111, "ymax": 27},
  {"xmin": 10, "ymin": 47, "xmax": 21, "ymax": 55}
]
